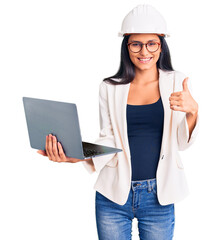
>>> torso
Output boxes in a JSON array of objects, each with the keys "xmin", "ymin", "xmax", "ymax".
[{"xmin": 127, "ymin": 79, "xmax": 160, "ymax": 105}]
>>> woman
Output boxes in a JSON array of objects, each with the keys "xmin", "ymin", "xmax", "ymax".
[{"xmin": 38, "ymin": 4, "xmax": 199, "ymax": 240}]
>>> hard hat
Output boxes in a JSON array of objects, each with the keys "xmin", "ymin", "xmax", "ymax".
[{"xmin": 118, "ymin": 4, "xmax": 170, "ymax": 37}]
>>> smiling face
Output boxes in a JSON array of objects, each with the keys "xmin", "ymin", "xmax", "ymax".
[{"xmin": 127, "ymin": 34, "xmax": 162, "ymax": 72}]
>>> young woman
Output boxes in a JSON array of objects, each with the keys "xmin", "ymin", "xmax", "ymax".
[{"xmin": 38, "ymin": 4, "xmax": 199, "ymax": 240}]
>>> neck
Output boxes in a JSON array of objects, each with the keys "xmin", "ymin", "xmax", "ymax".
[{"xmin": 133, "ymin": 66, "xmax": 159, "ymax": 85}]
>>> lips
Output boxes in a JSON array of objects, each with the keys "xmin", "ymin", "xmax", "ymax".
[{"xmin": 138, "ymin": 57, "xmax": 153, "ymax": 63}]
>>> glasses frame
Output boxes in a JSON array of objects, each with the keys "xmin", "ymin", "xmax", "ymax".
[{"xmin": 127, "ymin": 41, "xmax": 161, "ymax": 53}]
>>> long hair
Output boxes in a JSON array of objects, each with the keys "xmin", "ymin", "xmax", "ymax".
[{"xmin": 104, "ymin": 35, "xmax": 174, "ymax": 85}]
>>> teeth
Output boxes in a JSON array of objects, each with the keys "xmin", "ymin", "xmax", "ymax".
[{"xmin": 139, "ymin": 57, "xmax": 152, "ymax": 61}]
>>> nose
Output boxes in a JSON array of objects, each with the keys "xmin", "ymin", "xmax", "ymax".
[{"xmin": 140, "ymin": 44, "xmax": 150, "ymax": 56}]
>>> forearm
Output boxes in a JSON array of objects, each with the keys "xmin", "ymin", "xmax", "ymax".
[
  {"xmin": 87, "ymin": 159, "xmax": 95, "ymax": 171},
  {"xmin": 186, "ymin": 110, "xmax": 198, "ymax": 142}
]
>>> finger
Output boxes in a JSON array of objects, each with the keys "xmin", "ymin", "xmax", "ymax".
[
  {"xmin": 170, "ymin": 100, "xmax": 180, "ymax": 106},
  {"xmin": 170, "ymin": 105, "xmax": 185, "ymax": 112},
  {"xmin": 48, "ymin": 134, "xmax": 55, "ymax": 161},
  {"xmin": 169, "ymin": 95, "xmax": 180, "ymax": 101},
  {"xmin": 171, "ymin": 91, "xmax": 182, "ymax": 97},
  {"xmin": 58, "ymin": 142, "xmax": 67, "ymax": 162},
  {"xmin": 37, "ymin": 150, "xmax": 47, "ymax": 156},
  {"xmin": 182, "ymin": 77, "xmax": 189, "ymax": 91},
  {"xmin": 52, "ymin": 136, "xmax": 59, "ymax": 160},
  {"xmin": 45, "ymin": 135, "xmax": 52, "ymax": 160}
]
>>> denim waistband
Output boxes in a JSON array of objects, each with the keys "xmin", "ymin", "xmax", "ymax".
[{"xmin": 131, "ymin": 178, "xmax": 156, "ymax": 191}]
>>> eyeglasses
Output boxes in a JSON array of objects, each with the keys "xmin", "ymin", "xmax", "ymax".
[{"xmin": 127, "ymin": 41, "xmax": 161, "ymax": 53}]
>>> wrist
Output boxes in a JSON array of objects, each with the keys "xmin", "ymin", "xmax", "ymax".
[
  {"xmin": 187, "ymin": 108, "xmax": 198, "ymax": 117},
  {"xmin": 188, "ymin": 103, "xmax": 198, "ymax": 116}
]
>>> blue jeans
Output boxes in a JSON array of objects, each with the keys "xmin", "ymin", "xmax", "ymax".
[{"xmin": 95, "ymin": 179, "xmax": 175, "ymax": 240}]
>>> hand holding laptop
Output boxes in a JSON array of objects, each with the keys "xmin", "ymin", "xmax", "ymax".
[
  {"xmin": 37, "ymin": 134, "xmax": 92, "ymax": 163},
  {"xmin": 23, "ymin": 97, "xmax": 122, "ymax": 161}
]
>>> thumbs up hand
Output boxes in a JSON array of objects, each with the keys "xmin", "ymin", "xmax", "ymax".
[{"xmin": 169, "ymin": 77, "xmax": 198, "ymax": 115}]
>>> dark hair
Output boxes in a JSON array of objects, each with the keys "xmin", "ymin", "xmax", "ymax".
[{"xmin": 104, "ymin": 35, "xmax": 174, "ymax": 85}]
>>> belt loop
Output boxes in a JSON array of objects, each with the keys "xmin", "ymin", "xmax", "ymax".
[{"xmin": 147, "ymin": 180, "xmax": 152, "ymax": 193}]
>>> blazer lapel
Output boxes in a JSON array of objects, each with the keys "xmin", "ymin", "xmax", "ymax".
[
  {"xmin": 158, "ymin": 69, "xmax": 174, "ymax": 158},
  {"xmin": 115, "ymin": 82, "xmax": 131, "ymax": 162}
]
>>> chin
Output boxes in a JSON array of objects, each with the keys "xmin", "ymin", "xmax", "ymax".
[{"xmin": 136, "ymin": 64, "xmax": 156, "ymax": 71}]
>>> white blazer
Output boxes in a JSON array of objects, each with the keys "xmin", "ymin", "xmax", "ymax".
[{"xmin": 83, "ymin": 68, "xmax": 199, "ymax": 206}]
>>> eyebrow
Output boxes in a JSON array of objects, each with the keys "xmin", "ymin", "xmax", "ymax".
[{"xmin": 130, "ymin": 39, "xmax": 159, "ymax": 42}]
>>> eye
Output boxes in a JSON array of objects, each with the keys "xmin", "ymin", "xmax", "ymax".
[
  {"xmin": 131, "ymin": 43, "xmax": 140, "ymax": 47},
  {"xmin": 147, "ymin": 42, "xmax": 157, "ymax": 46}
]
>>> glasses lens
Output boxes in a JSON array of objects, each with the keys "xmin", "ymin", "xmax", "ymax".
[
  {"xmin": 147, "ymin": 42, "xmax": 159, "ymax": 52},
  {"xmin": 129, "ymin": 42, "xmax": 142, "ymax": 53}
]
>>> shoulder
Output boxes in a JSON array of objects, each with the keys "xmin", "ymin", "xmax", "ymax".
[
  {"xmin": 174, "ymin": 70, "xmax": 187, "ymax": 80},
  {"xmin": 162, "ymin": 69, "xmax": 187, "ymax": 83},
  {"xmin": 159, "ymin": 69, "xmax": 190, "ymax": 91},
  {"xmin": 172, "ymin": 70, "xmax": 193, "ymax": 92},
  {"xmin": 173, "ymin": 70, "xmax": 189, "ymax": 87},
  {"xmin": 98, "ymin": 78, "xmax": 120, "ymax": 97},
  {"xmin": 159, "ymin": 69, "xmax": 187, "ymax": 79},
  {"xmin": 99, "ymin": 78, "xmax": 122, "ymax": 89}
]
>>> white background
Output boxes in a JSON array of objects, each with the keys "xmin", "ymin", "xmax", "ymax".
[{"xmin": 0, "ymin": 0, "xmax": 221, "ymax": 239}]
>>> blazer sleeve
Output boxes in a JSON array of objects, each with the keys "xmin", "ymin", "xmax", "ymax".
[
  {"xmin": 177, "ymin": 76, "xmax": 200, "ymax": 151},
  {"xmin": 82, "ymin": 81, "xmax": 118, "ymax": 173}
]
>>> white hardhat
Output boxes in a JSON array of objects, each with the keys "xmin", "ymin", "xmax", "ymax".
[{"xmin": 118, "ymin": 4, "xmax": 170, "ymax": 37}]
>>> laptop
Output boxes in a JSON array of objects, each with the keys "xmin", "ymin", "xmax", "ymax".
[{"xmin": 23, "ymin": 97, "xmax": 122, "ymax": 159}]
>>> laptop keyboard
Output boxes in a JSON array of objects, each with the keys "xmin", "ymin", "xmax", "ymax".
[{"xmin": 83, "ymin": 148, "xmax": 104, "ymax": 157}]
